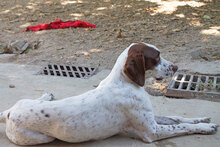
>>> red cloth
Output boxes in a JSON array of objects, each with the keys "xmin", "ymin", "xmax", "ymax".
[{"xmin": 24, "ymin": 20, "xmax": 96, "ymax": 32}]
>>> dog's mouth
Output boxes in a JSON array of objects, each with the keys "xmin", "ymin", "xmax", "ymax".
[{"xmin": 156, "ymin": 77, "xmax": 163, "ymax": 80}]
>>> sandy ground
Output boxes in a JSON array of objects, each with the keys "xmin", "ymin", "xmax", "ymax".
[
  {"xmin": 0, "ymin": 0, "xmax": 220, "ymax": 95},
  {"xmin": 0, "ymin": 0, "xmax": 219, "ymax": 67}
]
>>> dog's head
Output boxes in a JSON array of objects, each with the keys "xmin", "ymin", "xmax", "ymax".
[{"xmin": 123, "ymin": 43, "xmax": 178, "ymax": 87}]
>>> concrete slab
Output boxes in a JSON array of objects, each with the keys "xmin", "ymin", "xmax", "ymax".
[
  {"xmin": 178, "ymin": 60, "xmax": 220, "ymax": 75},
  {"xmin": 0, "ymin": 63, "xmax": 220, "ymax": 147}
]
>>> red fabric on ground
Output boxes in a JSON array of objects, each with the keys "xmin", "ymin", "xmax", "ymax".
[{"xmin": 24, "ymin": 20, "xmax": 96, "ymax": 32}]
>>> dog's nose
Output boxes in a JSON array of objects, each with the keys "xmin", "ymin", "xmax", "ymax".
[{"xmin": 171, "ymin": 65, "xmax": 178, "ymax": 72}]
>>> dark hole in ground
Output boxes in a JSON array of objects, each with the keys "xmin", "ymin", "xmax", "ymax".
[
  {"xmin": 193, "ymin": 76, "xmax": 198, "ymax": 82},
  {"xmin": 79, "ymin": 67, "xmax": 84, "ymax": 72},
  {"xmin": 60, "ymin": 65, "xmax": 64, "ymax": 70},
  {"xmin": 54, "ymin": 65, "xmax": 58, "ymax": 70},
  {"xmin": 69, "ymin": 72, "xmax": 73, "ymax": 77},
  {"xmin": 182, "ymin": 82, "xmax": 188, "ymax": 90},
  {"xmin": 173, "ymin": 82, "xmax": 180, "ymax": 89},
  {"xmin": 62, "ymin": 72, "xmax": 67, "ymax": 77},
  {"xmin": 72, "ymin": 66, "xmax": 77, "ymax": 71},
  {"xmin": 177, "ymin": 74, "xmax": 183, "ymax": 81},
  {"xmin": 185, "ymin": 75, "xmax": 191, "ymax": 81},
  {"xmin": 190, "ymin": 83, "xmax": 196, "ymax": 91},
  {"xmin": 56, "ymin": 71, "xmax": 60, "ymax": 76},
  {"xmin": 50, "ymin": 70, "xmax": 54, "ymax": 75},
  {"xmin": 48, "ymin": 65, "xmax": 52, "ymax": 69},
  {"xmin": 66, "ymin": 66, "xmax": 71, "ymax": 71},
  {"xmin": 85, "ymin": 67, "xmax": 90, "ymax": 72},
  {"xmin": 201, "ymin": 76, "xmax": 206, "ymax": 83},
  {"xmin": 75, "ymin": 72, "xmax": 80, "ymax": 78}
]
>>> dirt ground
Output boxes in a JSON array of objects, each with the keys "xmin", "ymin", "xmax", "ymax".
[{"xmin": 0, "ymin": 0, "xmax": 220, "ymax": 95}]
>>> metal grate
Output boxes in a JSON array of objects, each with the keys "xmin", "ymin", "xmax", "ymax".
[
  {"xmin": 38, "ymin": 64, "xmax": 97, "ymax": 78},
  {"xmin": 165, "ymin": 72, "xmax": 220, "ymax": 102}
]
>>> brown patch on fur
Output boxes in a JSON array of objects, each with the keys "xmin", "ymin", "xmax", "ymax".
[{"xmin": 123, "ymin": 43, "xmax": 160, "ymax": 86}]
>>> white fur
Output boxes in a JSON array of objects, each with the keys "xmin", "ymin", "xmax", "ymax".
[{"xmin": 0, "ymin": 43, "xmax": 217, "ymax": 145}]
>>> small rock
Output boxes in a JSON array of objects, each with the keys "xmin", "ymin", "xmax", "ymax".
[
  {"xmin": 191, "ymin": 50, "xmax": 208, "ymax": 61},
  {"xmin": 54, "ymin": 9, "xmax": 65, "ymax": 13},
  {"xmin": 144, "ymin": 36, "xmax": 153, "ymax": 39},
  {"xmin": 168, "ymin": 49, "xmax": 175, "ymax": 52},
  {"xmin": 172, "ymin": 29, "xmax": 181, "ymax": 32},
  {"xmin": 203, "ymin": 15, "xmax": 211, "ymax": 19},
  {"xmin": 9, "ymin": 19, "xmax": 19, "ymax": 23},
  {"xmin": 134, "ymin": 13, "xmax": 141, "ymax": 17},
  {"xmin": 29, "ymin": 18, "xmax": 38, "ymax": 22},
  {"xmin": 31, "ymin": 40, "xmax": 41, "ymax": 50},
  {"xmin": 191, "ymin": 50, "xmax": 203, "ymax": 60},
  {"xmin": 0, "ymin": 44, "xmax": 7, "ymax": 54},
  {"xmin": 86, "ymin": 55, "xmax": 91, "ymax": 60},
  {"xmin": 9, "ymin": 84, "xmax": 15, "ymax": 88},
  {"xmin": 10, "ymin": 40, "xmax": 30, "ymax": 54},
  {"xmin": 171, "ymin": 17, "xmax": 179, "ymax": 20},
  {"xmin": 115, "ymin": 29, "xmax": 122, "ymax": 38}
]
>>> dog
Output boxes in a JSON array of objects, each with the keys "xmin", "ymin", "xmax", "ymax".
[{"xmin": 0, "ymin": 43, "xmax": 218, "ymax": 145}]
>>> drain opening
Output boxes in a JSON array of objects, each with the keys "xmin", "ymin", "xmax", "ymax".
[
  {"xmin": 54, "ymin": 65, "xmax": 58, "ymax": 70},
  {"xmin": 182, "ymin": 82, "xmax": 188, "ymax": 90},
  {"xmin": 38, "ymin": 64, "xmax": 97, "ymax": 78},
  {"xmin": 79, "ymin": 67, "xmax": 83, "ymax": 72},
  {"xmin": 66, "ymin": 66, "xmax": 71, "ymax": 70},
  {"xmin": 50, "ymin": 71, "xmax": 54, "ymax": 75},
  {"xmin": 62, "ymin": 72, "xmax": 67, "ymax": 77},
  {"xmin": 72, "ymin": 66, "xmax": 77, "ymax": 71},
  {"xmin": 48, "ymin": 65, "xmax": 52, "ymax": 69},
  {"xmin": 173, "ymin": 82, "xmax": 180, "ymax": 89},
  {"xmin": 190, "ymin": 83, "xmax": 196, "ymax": 91},
  {"xmin": 201, "ymin": 76, "xmax": 206, "ymax": 83},
  {"xmin": 208, "ymin": 77, "xmax": 214, "ymax": 83},
  {"xmin": 69, "ymin": 72, "xmax": 73, "ymax": 77},
  {"xmin": 192, "ymin": 76, "xmax": 198, "ymax": 82},
  {"xmin": 198, "ymin": 83, "xmax": 204, "ymax": 91},
  {"xmin": 176, "ymin": 74, "xmax": 183, "ymax": 81},
  {"xmin": 85, "ymin": 67, "xmax": 90, "ymax": 72},
  {"xmin": 185, "ymin": 75, "xmax": 191, "ymax": 81},
  {"xmin": 43, "ymin": 70, "xmax": 48, "ymax": 75},
  {"xmin": 56, "ymin": 71, "xmax": 60, "ymax": 76}
]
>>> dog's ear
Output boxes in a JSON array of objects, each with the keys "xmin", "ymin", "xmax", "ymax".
[{"xmin": 123, "ymin": 46, "xmax": 145, "ymax": 87}]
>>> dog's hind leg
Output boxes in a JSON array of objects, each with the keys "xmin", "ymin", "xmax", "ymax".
[
  {"xmin": 6, "ymin": 124, "xmax": 55, "ymax": 145},
  {"xmin": 155, "ymin": 116, "xmax": 211, "ymax": 125},
  {"xmin": 37, "ymin": 93, "xmax": 54, "ymax": 101}
]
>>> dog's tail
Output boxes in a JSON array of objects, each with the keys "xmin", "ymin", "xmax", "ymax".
[{"xmin": 0, "ymin": 110, "xmax": 8, "ymax": 123}]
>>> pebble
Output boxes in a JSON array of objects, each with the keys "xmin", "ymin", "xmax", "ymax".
[{"xmin": 9, "ymin": 84, "xmax": 15, "ymax": 88}]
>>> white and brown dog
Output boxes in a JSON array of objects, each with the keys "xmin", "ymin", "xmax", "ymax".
[{"xmin": 0, "ymin": 43, "xmax": 218, "ymax": 145}]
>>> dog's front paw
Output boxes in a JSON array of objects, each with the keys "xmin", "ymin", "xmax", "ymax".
[
  {"xmin": 198, "ymin": 117, "xmax": 211, "ymax": 123},
  {"xmin": 199, "ymin": 123, "xmax": 218, "ymax": 134}
]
